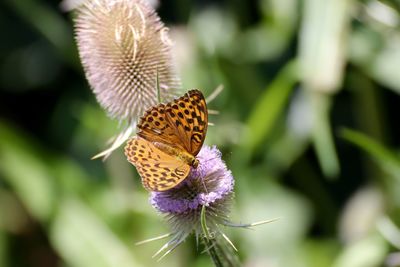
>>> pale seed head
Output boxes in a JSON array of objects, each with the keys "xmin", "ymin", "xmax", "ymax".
[{"xmin": 75, "ymin": 0, "xmax": 180, "ymax": 123}]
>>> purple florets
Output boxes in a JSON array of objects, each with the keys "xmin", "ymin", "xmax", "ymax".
[
  {"xmin": 147, "ymin": 145, "xmax": 235, "ymax": 259},
  {"xmin": 150, "ymin": 146, "xmax": 234, "ymax": 214}
]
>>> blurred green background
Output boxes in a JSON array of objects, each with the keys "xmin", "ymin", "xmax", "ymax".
[{"xmin": 1, "ymin": 0, "xmax": 400, "ymax": 266}]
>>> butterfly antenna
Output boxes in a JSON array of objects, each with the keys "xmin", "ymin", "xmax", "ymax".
[
  {"xmin": 197, "ymin": 154, "xmax": 222, "ymax": 192},
  {"xmin": 200, "ymin": 155, "xmax": 220, "ymax": 165},
  {"xmin": 194, "ymin": 164, "xmax": 209, "ymax": 193},
  {"xmin": 200, "ymin": 174, "xmax": 209, "ymax": 194}
]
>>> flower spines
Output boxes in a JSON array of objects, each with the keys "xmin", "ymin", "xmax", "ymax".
[
  {"xmin": 150, "ymin": 146, "xmax": 234, "ymax": 236},
  {"xmin": 75, "ymin": 0, "xmax": 180, "ymax": 123}
]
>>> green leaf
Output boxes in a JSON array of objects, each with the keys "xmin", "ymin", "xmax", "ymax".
[
  {"xmin": 298, "ymin": 0, "xmax": 352, "ymax": 93},
  {"xmin": 332, "ymin": 233, "xmax": 388, "ymax": 267},
  {"xmin": 4, "ymin": 0, "xmax": 78, "ymax": 67},
  {"xmin": 51, "ymin": 198, "xmax": 142, "ymax": 267},
  {"xmin": 0, "ymin": 121, "xmax": 55, "ymax": 222},
  {"xmin": 244, "ymin": 60, "xmax": 298, "ymax": 153},
  {"xmin": 0, "ymin": 231, "xmax": 7, "ymax": 267},
  {"xmin": 302, "ymin": 239, "xmax": 339, "ymax": 267},
  {"xmin": 340, "ymin": 128, "xmax": 400, "ymax": 178},
  {"xmin": 310, "ymin": 92, "xmax": 340, "ymax": 178}
]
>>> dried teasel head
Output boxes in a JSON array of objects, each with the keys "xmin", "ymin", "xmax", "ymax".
[
  {"xmin": 75, "ymin": 0, "xmax": 180, "ymax": 124},
  {"xmin": 61, "ymin": 0, "xmax": 159, "ymax": 11}
]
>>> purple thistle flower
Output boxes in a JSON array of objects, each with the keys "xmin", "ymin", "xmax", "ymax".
[
  {"xmin": 149, "ymin": 145, "xmax": 236, "ymax": 259},
  {"xmin": 134, "ymin": 142, "xmax": 275, "ymax": 265},
  {"xmin": 151, "ymin": 146, "xmax": 233, "ymax": 214}
]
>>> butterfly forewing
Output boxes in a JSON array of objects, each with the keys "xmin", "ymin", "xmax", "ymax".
[
  {"xmin": 125, "ymin": 137, "xmax": 190, "ymax": 191},
  {"xmin": 136, "ymin": 104, "xmax": 187, "ymax": 152},
  {"xmin": 165, "ymin": 90, "xmax": 208, "ymax": 155},
  {"xmin": 137, "ymin": 90, "xmax": 208, "ymax": 156}
]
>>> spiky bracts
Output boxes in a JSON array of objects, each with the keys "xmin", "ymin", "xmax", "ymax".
[{"xmin": 75, "ymin": 0, "xmax": 180, "ymax": 123}]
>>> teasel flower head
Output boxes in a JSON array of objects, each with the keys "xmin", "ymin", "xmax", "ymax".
[
  {"xmin": 147, "ymin": 146, "xmax": 238, "ymax": 260},
  {"xmin": 61, "ymin": 0, "xmax": 159, "ymax": 11},
  {"xmin": 74, "ymin": 0, "xmax": 180, "ymax": 158},
  {"xmin": 136, "ymin": 146, "xmax": 276, "ymax": 265},
  {"xmin": 151, "ymin": 145, "xmax": 234, "ymax": 216}
]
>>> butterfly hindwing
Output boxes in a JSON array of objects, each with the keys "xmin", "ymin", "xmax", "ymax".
[{"xmin": 125, "ymin": 137, "xmax": 190, "ymax": 191}]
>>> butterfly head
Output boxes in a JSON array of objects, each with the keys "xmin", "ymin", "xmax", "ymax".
[{"xmin": 192, "ymin": 158, "xmax": 199, "ymax": 168}]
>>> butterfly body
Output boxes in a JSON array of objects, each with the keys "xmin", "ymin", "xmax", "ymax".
[
  {"xmin": 125, "ymin": 90, "xmax": 208, "ymax": 191},
  {"xmin": 152, "ymin": 141, "xmax": 199, "ymax": 168}
]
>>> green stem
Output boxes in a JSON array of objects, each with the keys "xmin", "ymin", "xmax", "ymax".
[
  {"xmin": 204, "ymin": 238, "xmax": 224, "ymax": 267},
  {"xmin": 201, "ymin": 206, "xmax": 241, "ymax": 267}
]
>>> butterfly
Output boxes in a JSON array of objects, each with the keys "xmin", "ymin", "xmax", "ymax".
[{"xmin": 124, "ymin": 89, "xmax": 208, "ymax": 191}]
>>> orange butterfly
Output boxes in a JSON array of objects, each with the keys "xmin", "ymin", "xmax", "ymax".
[{"xmin": 125, "ymin": 90, "xmax": 208, "ymax": 191}]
